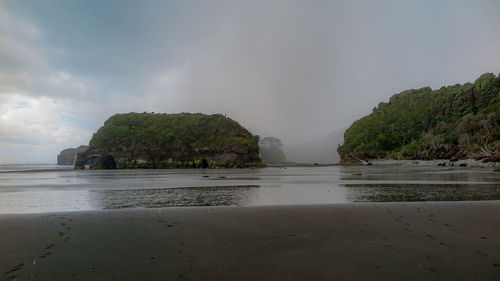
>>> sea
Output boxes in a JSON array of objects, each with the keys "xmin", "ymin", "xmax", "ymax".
[{"xmin": 0, "ymin": 164, "xmax": 498, "ymax": 214}]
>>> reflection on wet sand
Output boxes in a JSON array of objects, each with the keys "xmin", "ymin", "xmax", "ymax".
[
  {"xmin": 90, "ymin": 185, "xmax": 260, "ymax": 209},
  {"xmin": 343, "ymin": 183, "xmax": 500, "ymax": 202}
]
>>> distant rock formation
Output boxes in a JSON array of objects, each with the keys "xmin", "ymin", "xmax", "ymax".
[
  {"xmin": 57, "ymin": 145, "xmax": 88, "ymax": 165},
  {"xmin": 74, "ymin": 112, "xmax": 264, "ymax": 169},
  {"xmin": 259, "ymin": 137, "xmax": 287, "ymax": 164}
]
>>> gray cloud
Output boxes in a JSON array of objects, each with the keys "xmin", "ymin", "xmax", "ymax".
[{"xmin": 1, "ymin": 0, "xmax": 500, "ymax": 163}]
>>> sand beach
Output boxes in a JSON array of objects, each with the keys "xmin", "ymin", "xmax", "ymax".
[{"xmin": 1, "ymin": 201, "xmax": 499, "ymax": 281}]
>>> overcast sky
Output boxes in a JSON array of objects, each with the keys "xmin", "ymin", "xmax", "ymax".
[{"xmin": 1, "ymin": 0, "xmax": 499, "ymax": 163}]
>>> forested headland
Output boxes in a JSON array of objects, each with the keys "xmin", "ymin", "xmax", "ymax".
[{"xmin": 338, "ymin": 73, "xmax": 500, "ymax": 163}]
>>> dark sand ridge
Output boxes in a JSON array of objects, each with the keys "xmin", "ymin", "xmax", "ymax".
[{"xmin": 1, "ymin": 202, "xmax": 499, "ymax": 281}]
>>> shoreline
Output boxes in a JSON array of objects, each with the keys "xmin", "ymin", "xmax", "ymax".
[
  {"xmin": 1, "ymin": 201, "xmax": 499, "ymax": 280},
  {"xmin": 370, "ymin": 159, "xmax": 498, "ymax": 167},
  {"xmin": 337, "ymin": 158, "xmax": 498, "ymax": 168}
]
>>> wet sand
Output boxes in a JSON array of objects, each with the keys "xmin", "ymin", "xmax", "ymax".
[{"xmin": 1, "ymin": 202, "xmax": 499, "ymax": 281}]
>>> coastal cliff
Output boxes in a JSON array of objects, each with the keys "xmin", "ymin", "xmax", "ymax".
[
  {"xmin": 57, "ymin": 146, "xmax": 88, "ymax": 165},
  {"xmin": 338, "ymin": 73, "xmax": 500, "ymax": 163},
  {"xmin": 75, "ymin": 113, "xmax": 263, "ymax": 169}
]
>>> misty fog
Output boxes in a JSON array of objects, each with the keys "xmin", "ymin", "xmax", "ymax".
[{"xmin": 1, "ymin": 0, "xmax": 500, "ymax": 163}]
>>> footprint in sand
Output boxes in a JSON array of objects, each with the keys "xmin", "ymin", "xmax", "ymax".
[
  {"xmin": 4, "ymin": 263, "xmax": 24, "ymax": 275},
  {"xmin": 39, "ymin": 252, "xmax": 51, "ymax": 259}
]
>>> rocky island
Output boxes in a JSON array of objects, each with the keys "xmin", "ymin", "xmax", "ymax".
[
  {"xmin": 338, "ymin": 73, "xmax": 500, "ymax": 163},
  {"xmin": 74, "ymin": 113, "xmax": 264, "ymax": 169}
]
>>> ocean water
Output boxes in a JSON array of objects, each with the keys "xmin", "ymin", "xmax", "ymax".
[{"xmin": 0, "ymin": 164, "xmax": 498, "ymax": 214}]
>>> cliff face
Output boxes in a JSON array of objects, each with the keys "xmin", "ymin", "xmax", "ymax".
[
  {"xmin": 75, "ymin": 113, "xmax": 263, "ymax": 169},
  {"xmin": 57, "ymin": 146, "xmax": 88, "ymax": 165},
  {"xmin": 338, "ymin": 73, "xmax": 500, "ymax": 162}
]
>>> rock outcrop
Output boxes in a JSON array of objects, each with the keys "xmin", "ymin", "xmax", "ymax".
[
  {"xmin": 57, "ymin": 145, "xmax": 88, "ymax": 165},
  {"xmin": 74, "ymin": 113, "xmax": 264, "ymax": 169}
]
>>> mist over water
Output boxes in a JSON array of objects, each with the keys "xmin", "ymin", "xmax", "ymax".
[{"xmin": 0, "ymin": 165, "xmax": 498, "ymax": 214}]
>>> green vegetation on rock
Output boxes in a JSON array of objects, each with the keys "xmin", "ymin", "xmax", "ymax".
[
  {"xmin": 75, "ymin": 113, "xmax": 264, "ymax": 169},
  {"xmin": 338, "ymin": 73, "xmax": 500, "ymax": 162}
]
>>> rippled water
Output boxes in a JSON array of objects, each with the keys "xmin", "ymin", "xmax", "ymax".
[{"xmin": 0, "ymin": 165, "xmax": 498, "ymax": 214}]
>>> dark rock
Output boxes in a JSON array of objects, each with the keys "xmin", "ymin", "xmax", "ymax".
[
  {"xmin": 201, "ymin": 158, "xmax": 209, "ymax": 169},
  {"xmin": 459, "ymin": 163, "xmax": 467, "ymax": 167}
]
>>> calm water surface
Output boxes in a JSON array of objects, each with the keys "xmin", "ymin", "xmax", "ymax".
[{"xmin": 0, "ymin": 165, "xmax": 498, "ymax": 214}]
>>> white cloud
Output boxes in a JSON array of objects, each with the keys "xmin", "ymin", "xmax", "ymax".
[
  {"xmin": 0, "ymin": 94, "xmax": 81, "ymax": 143},
  {"xmin": 0, "ymin": 93, "xmax": 92, "ymax": 163},
  {"xmin": 0, "ymin": 7, "xmax": 97, "ymax": 163}
]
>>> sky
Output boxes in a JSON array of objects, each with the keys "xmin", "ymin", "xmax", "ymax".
[{"xmin": 1, "ymin": 0, "xmax": 500, "ymax": 163}]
